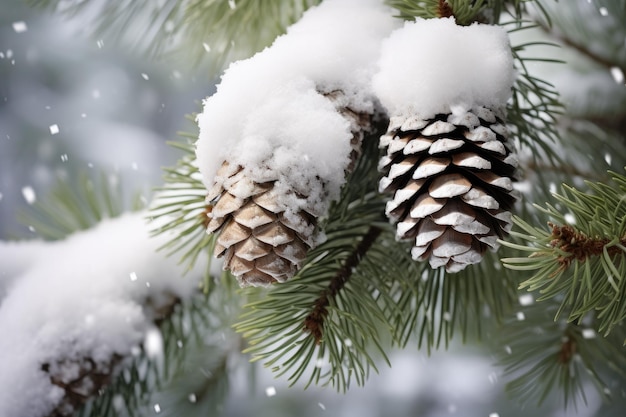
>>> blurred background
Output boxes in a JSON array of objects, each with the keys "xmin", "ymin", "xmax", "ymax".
[{"xmin": 0, "ymin": 0, "xmax": 623, "ymax": 416}]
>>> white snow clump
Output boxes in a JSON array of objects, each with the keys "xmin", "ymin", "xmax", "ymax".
[
  {"xmin": 196, "ymin": 0, "xmax": 398, "ymax": 208},
  {"xmin": 373, "ymin": 17, "xmax": 515, "ymax": 119},
  {"xmin": 0, "ymin": 213, "xmax": 200, "ymax": 417}
]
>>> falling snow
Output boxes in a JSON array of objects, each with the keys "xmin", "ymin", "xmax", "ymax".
[
  {"xmin": 610, "ymin": 67, "xmax": 624, "ymax": 84},
  {"xmin": 21, "ymin": 186, "xmax": 36, "ymax": 204},
  {"xmin": 265, "ymin": 386, "xmax": 277, "ymax": 397},
  {"xmin": 518, "ymin": 294, "xmax": 534, "ymax": 306},
  {"xmin": 144, "ymin": 328, "xmax": 164, "ymax": 358},
  {"xmin": 582, "ymin": 328, "xmax": 596, "ymax": 339},
  {"xmin": 49, "ymin": 124, "xmax": 59, "ymax": 135},
  {"xmin": 564, "ymin": 213, "xmax": 576, "ymax": 224},
  {"xmin": 12, "ymin": 21, "xmax": 28, "ymax": 33}
]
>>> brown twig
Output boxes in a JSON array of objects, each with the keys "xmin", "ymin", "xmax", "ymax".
[
  {"xmin": 303, "ymin": 226, "xmax": 382, "ymax": 344},
  {"xmin": 557, "ymin": 335, "xmax": 576, "ymax": 365},
  {"xmin": 437, "ymin": 0, "xmax": 454, "ymax": 18},
  {"xmin": 549, "ymin": 223, "xmax": 625, "ymax": 270}
]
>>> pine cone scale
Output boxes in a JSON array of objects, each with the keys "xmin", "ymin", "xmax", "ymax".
[{"xmin": 379, "ymin": 107, "xmax": 517, "ymax": 272}]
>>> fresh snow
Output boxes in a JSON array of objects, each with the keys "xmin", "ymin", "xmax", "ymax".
[
  {"xmin": 196, "ymin": 0, "xmax": 398, "ymax": 211},
  {"xmin": 373, "ymin": 17, "xmax": 514, "ymax": 119},
  {"xmin": 0, "ymin": 213, "xmax": 201, "ymax": 417}
]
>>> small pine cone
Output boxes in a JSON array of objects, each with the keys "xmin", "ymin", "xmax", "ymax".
[
  {"xmin": 207, "ymin": 90, "xmax": 371, "ymax": 287},
  {"xmin": 43, "ymin": 356, "xmax": 121, "ymax": 417},
  {"xmin": 206, "ymin": 162, "xmax": 317, "ymax": 287},
  {"xmin": 379, "ymin": 107, "xmax": 517, "ymax": 273}
]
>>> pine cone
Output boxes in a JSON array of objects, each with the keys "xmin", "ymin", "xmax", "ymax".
[
  {"xmin": 378, "ymin": 106, "xmax": 517, "ymax": 273},
  {"xmin": 207, "ymin": 90, "xmax": 371, "ymax": 287},
  {"xmin": 43, "ymin": 356, "xmax": 121, "ymax": 417}
]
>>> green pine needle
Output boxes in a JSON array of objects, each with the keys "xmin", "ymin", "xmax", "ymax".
[
  {"xmin": 17, "ymin": 170, "xmax": 143, "ymax": 241},
  {"xmin": 501, "ymin": 170, "xmax": 626, "ymax": 336},
  {"xmin": 497, "ymin": 300, "xmax": 626, "ymax": 408}
]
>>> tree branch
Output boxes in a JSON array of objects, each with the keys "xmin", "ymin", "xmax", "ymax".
[
  {"xmin": 303, "ymin": 226, "xmax": 383, "ymax": 344},
  {"xmin": 549, "ymin": 222, "xmax": 626, "ymax": 271},
  {"xmin": 537, "ymin": 20, "xmax": 626, "ymax": 76}
]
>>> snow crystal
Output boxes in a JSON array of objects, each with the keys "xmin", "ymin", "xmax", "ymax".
[
  {"xmin": 318, "ymin": 402, "xmax": 326, "ymax": 411},
  {"xmin": 21, "ymin": 186, "xmax": 36, "ymax": 204},
  {"xmin": 141, "ymin": 73, "xmax": 149, "ymax": 80},
  {"xmin": 196, "ymin": 0, "xmax": 398, "ymax": 205},
  {"xmin": 564, "ymin": 213, "xmax": 576, "ymax": 225},
  {"xmin": 373, "ymin": 17, "xmax": 514, "ymax": 119},
  {"xmin": 0, "ymin": 192, "xmax": 3, "ymax": 201},
  {"xmin": 599, "ymin": 7, "xmax": 608, "ymax": 16},
  {"xmin": 144, "ymin": 327, "xmax": 164, "ymax": 358},
  {"xmin": 489, "ymin": 413, "xmax": 500, "ymax": 417},
  {"xmin": 154, "ymin": 403, "xmax": 161, "ymax": 413},
  {"xmin": 516, "ymin": 311, "xmax": 525, "ymax": 321},
  {"xmin": 188, "ymin": 393, "xmax": 197, "ymax": 403},
  {"xmin": 49, "ymin": 124, "xmax": 59, "ymax": 135},
  {"xmin": 12, "ymin": 21, "xmax": 28, "ymax": 33},
  {"xmin": 610, "ymin": 67, "xmax": 624, "ymax": 84},
  {"xmin": 0, "ymin": 213, "xmax": 201, "ymax": 417},
  {"xmin": 582, "ymin": 328, "xmax": 596, "ymax": 339},
  {"xmin": 265, "ymin": 386, "xmax": 277, "ymax": 397},
  {"xmin": 518, "ymin": 293, "xmax": 534, "ymax": 306}
]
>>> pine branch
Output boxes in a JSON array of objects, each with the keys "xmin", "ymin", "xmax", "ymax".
[
  {"xmin": 27, "ymin": 0, "xmax": 320, "ymax": 71},
  {"xmin": 502, "ymin": 170, "xmax": 626, "ymax": 336},
  {"xmin": 150, "ymin": 121, "xmax": 216, "ymax": 291},
  {"xmin": 17, "ymin": 170, "xmax": 142, "ymax": 240},
  {"xmin": 496, "ymin": 299, "xmax": 626, "ymax": 408},
  {"xmin": 304, "ymin": 226, "xmax": 383, "ymax": 344},
  {"xmin": 233, "ymin": 133, "xmax": 413, "ymax": 391},
  {"xmin": 532, "ymin": 0, "xmax": 626, "ymax": 71},
  {"xmin": 74, "ymin": 290, "xmax": 238, "ymax": 417},
  {"xmin": 548, "ymin": 223, "xmax": 626, "ymax": 269}
]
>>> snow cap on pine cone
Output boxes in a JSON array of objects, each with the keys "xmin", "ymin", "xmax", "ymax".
[
  {"xmin": 373, "ymin": 17, "xmax": 515, "ymax": 119},
  {"xmin": 195, "ymin": 0, "xmax": 398, "ymax": 286},
  {"xmin": 373, "ymin": 17, "xmax": 518, "ymax": 273}
]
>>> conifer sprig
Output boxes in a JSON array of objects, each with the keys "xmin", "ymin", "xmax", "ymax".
[
  {"xmin": 497, "ymin": 300, "xmax": 626, "ymax": 408},
  {"xmin": 502, "ymin": 170, "xmax": 626, "ymax": 336}
]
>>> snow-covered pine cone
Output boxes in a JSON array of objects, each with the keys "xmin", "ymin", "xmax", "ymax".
[
  {"xmin": 378, "ymin": 106, "xmax": 517, "ymax": 273},
  {"xmin": 206, "ymin": 90, "xmax": 371, "ymax": 287}
]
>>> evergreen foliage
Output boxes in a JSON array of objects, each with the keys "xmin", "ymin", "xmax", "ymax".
[
  {"xmin": 12, "ymin": 0, "xmax": 626, "ymax": 416},
  {"xmin": 26, "ymin": 0, "xmax": 321, "ymax": 71},
  {"xmin": 502, "ymin": 171, "xmax": 626, "ymax": 336}
]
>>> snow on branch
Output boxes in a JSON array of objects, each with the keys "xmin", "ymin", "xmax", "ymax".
[{"xmin": 0, "ymin": 213, "xmax": 201, "ymax": 417}]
